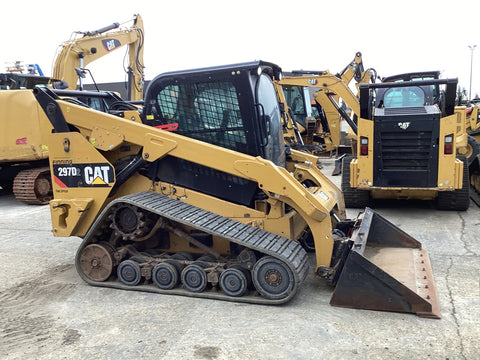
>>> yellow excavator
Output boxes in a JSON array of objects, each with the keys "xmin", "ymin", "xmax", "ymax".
[
  {"xmin": 31, "ymin": 61, "xmax": 440, "ymax": 318},
  {"xmin": 0, "ymin": 15, "xmax": 145, "ymax": 204},
  {"xmin": 53, "ymin": 14, "xmax": 145, "ymax": 101},
  {"xmin": 276, "ymin": 52, "xmax": 374, "ymax": 154}
]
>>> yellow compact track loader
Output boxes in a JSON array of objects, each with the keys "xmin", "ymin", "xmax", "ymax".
[
  {"xmin": 33, "ymin": 61, "xmax": 440, "ymax": 318},
  {"xmin": 342, "ymin": 78, "xmax": 470, "ymax": 211}
]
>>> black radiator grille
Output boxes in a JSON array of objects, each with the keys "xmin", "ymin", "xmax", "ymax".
[
  {"xmin": 379, "ymin": 131, "xmax": 433, "ymax": 170},
  {"xmin": 372, "ymin": 108, "xmax": 440, "ymax": 187}
]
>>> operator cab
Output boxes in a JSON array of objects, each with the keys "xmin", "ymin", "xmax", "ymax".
[{"xmin": 141, "ymin": 61, "xmax": 286, "ymax": 206}]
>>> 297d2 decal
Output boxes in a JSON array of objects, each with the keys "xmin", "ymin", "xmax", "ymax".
[{"xmin": 53, "ymin": 162, "xmax": 114, "ymax": 188}]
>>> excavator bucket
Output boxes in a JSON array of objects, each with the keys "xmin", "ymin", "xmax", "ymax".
[{"xmin": 330, "ymin": 208, "xmax": 441, "ymax": 319}]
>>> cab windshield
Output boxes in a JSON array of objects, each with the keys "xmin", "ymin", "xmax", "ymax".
[{"xmin": 256, "ymin": 73, "xmax": 285, "ymax": 166}]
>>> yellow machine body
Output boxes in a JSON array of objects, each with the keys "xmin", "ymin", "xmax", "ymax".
[
  {"xmin": 277, "ymin": 52, "xmax": 372, "ymax": 154},
  {"xmin": 0, "ymin": 90, "xmax": 50, "ymax": 162},
  {"xmin": 32, "ymin": 61, "xmax": 441, "ymax": 318},
  {"xmin": 351, "ymin": 112, "xmax": 464, "ymax": 200}
]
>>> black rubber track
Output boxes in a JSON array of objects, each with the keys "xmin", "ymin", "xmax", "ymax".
[{"xmin": 75, "ymin": 191, "xmax": 310, "ymax": 305}]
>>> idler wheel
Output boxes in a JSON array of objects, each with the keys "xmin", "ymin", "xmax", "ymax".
[
  {"xmin": 117, "ymin": 259, "xmax": 141, "ymax": 286},
  {"xmin": 252, "ymin": 256, "xmax": 294, "ymax": 300},
  {"xmin": 181, "ymin": 264, "xmax": 207, "ymax": 292},
  {"xmin": 152, "ymin": 262, "xmax": 179, "ymax": 290},
  {"xmin": 79, "ymin": 243, "xmax": 115, "ymax": 282}
]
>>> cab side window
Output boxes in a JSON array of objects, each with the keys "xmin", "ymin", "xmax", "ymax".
[{"xmin": 151, "ymin": 81, "xmax": 247, "ymax": 152}]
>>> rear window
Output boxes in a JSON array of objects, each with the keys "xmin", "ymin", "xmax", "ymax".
[{"xmin": 382, "ymin": 86, "xmax": 425, "ymax": 108}]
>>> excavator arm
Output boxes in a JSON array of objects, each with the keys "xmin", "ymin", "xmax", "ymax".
[
  {"xmin": 52, "ymin": 14, "xmax": 145, "ymax": 101},
  {"xmin": 337, "ymin": 51, "xmax": 364, "ymax": 84},
  {"xmin": 278, "ymin": 53, "xmax": 376, "ymax": 143},
  {"xmin": 280, "ymin": 72, "xmax": 361, "ymax": 121}
]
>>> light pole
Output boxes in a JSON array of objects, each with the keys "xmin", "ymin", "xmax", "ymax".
[{"xmin": 468, "ymin": 45, "xmax": 476, "ymax": 100}]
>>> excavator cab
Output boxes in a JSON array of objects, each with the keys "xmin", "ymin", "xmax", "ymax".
[{"xmin": 281, "ymin": 84, "xmax": 312, "ymax": 128}]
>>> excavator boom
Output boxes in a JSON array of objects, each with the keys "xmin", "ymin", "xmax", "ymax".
[{"xmin": 52, "ymin": 14, "xmax": 145, "ymax": 100}]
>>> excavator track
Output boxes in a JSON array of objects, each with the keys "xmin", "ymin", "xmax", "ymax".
[
  {"xmin": 75, "ymin": 191, "xmax": 310, "ymax": 305},
  {"xmin": 12, "ymin": 166, "xmax": 52, "ymax": 205}
]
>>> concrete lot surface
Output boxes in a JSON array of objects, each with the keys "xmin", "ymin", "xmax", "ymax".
[{"xmin": 0, "ymin": 159, "xmax": 479, "ymax": 360}]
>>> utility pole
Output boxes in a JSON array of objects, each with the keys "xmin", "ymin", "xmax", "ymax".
[{"xmin": 468, "ymin": 45, "xmax": 476, "ymax": 100}]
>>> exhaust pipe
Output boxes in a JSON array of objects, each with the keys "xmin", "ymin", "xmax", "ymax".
[{"xmin": 330, "ymin": 208, "xmax": 441, "ymax": 319}]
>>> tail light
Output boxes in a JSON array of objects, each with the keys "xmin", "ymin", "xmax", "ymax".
[
  {"xmin": 444, "ymin": 134, "xmax": 453, "ymax": 154},
  {"xmin": 360, "ymin": 137, "xmax": 369, "ymax": 155}
]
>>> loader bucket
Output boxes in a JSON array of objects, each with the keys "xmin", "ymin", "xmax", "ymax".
[
  {"xmin": 330, "ymin": 208, "xmax": 441, "ymax": 319},
  {"xmin": 331, "ymin": 154, "xmax": 345, "ymax": 176}
]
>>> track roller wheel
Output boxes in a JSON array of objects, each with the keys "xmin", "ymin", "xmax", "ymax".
[
  {"xmin": 219, "ymin": 266, "xmax": 249, "ymax": 297},
  {"xmin": 252, "ymin": 256, "xmax": 295, "ymax": 300},
  {"xmin": 181, "ymin": 264, "xmax": 207, "ymax": 292},
  {"xmin": 117, "ymin": 259, "xmax": 142, "ymax": 286},
  {"xmin": 152, "ymin": 262, "xmax": 179, "ymax": 290},
  {"xmin": 78, "ymin": 242, "xmax": 115, "ymax": 282}
]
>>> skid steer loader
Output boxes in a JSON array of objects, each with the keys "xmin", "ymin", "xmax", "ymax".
[
  {"xmin": 33, "ymin": 61, "xmax": 440, "ymax": 318},
  {"xmin": 342, "ymin": 78, "xmax": 470, "ymax": 210}
]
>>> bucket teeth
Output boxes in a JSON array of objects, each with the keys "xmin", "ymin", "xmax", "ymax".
[{"xmin": 412, "ymin": 250, "xmax": 441, "ymax": 319}]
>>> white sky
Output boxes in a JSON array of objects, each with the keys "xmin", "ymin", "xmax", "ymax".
[{"xmin": 3, "ymin": 0, "xmax": 480, "ymax": 97}]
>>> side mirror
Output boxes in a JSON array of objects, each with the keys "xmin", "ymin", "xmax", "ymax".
[{"xmin": 53, "ymin": 81, "xmax": 69, "ymax": 90}]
